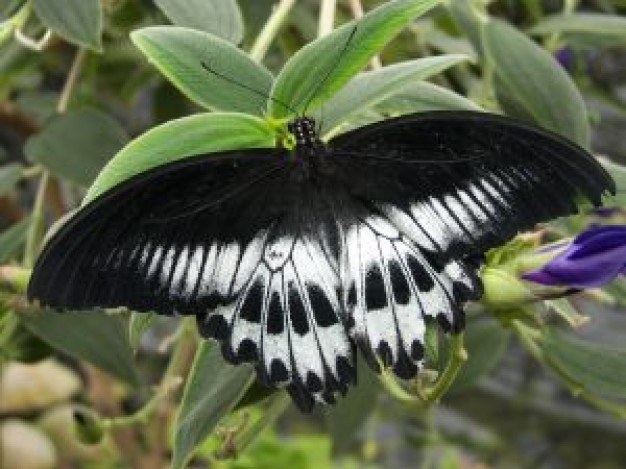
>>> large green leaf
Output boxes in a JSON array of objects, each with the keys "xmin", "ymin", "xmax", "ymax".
[
  {"xmin": 528, "ymin": 13, "xmax": 626, "ymax": 40},
  {"xmin": 131, "ymin": 27, "xmax": 272, "ymax": 115},
  {"xmin": 0, "ymin": 163, "xmax": 21, "ymax": 195},
  {"xmin": 542, "ymin": 329, "xmax": 626, "ymax": 399},
  {"xmin": 318, "ymin": 54, "xmax": 469, "ymax": 133},
  {"xmin": 155, "ymin": 0, "xmax": 244, "ymax": 44},
  {"xmin": 269, "ymin": 0, "xmax": 440, "ymax": 119},
  {"xmin": 0, "ymin": 217, "xmax": 29, "ymax": 263},
  {"xmin": 25, "ymin": 109, "xmax": 129, "ymax": 187},
  {"xmin": 326, "ymin": 359, "xmax": 380, "ymax": 455},
  {"xmin": 483, "ymin": 20, "xmax": 590, "ymax": 148},
  {"xmin": 172, "ymin": 342, "xmax": 254, "ymax": 469},
  {"xmin": 376, "ymin": 81, "xmax": 482, "ymax": 114},
  {"xmin": 22, "ymin": 309, "xmax": 140, "ymax": 386},
  {"xmin": 31, "ymin": 0, "xmax": 102, "ymax": 50},
  {"xmin": 85, "ymin": 113, "xmax": 274, "ymax": 203},
  {"xmin": 449, "ymin": 317, "xmax": 510, "ymax": 393}
]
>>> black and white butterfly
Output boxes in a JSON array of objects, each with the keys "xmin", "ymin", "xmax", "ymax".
[{"xmin": 27, "ymin": 110, "xmax": 615, "ymax": 411}]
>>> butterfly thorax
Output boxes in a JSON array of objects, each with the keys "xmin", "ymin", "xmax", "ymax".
[{"xmin": 287, "ymin": 117, "xmax": 321, "ymax": 148}]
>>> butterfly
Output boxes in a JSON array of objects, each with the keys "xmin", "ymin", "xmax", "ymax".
[{"xmin": 27, "ymin": 109, "xmax": 615, "ymax": 412}]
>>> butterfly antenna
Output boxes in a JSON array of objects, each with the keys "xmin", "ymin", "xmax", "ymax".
[
  {"xmin": 200, "ymin": 61, "xmax": 299, "ymax": 117},
  {"xmin": 298, "ymin": 25, "xmax": 358, "ymax": 116}
]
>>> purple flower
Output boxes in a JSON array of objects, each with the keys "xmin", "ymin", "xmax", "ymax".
[{"xmin": 522, "ymin": 225, "xmax": 626, "ymax": 289}]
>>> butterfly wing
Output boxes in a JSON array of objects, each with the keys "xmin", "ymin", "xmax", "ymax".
[
  {"xmin": 27, "ymin": 149, "xmax": 354, "ymax": 411},
  {"xmin": 328, "ymin": 111, "xmax": 615, "ymax": 377}
]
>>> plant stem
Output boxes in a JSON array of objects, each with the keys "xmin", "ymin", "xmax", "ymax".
[
  {"xmin": 23, "ymin": 48, "xmax": 87, "ymax": 268},
  {"xmin": 249, "ymin": 0, "xmax": 296, "ymax": 63},
  {"xmin": 218, "ymin": 392, "xmax": 291, "ymax": 459},
  {"xmin": 318, "ymin": 0, "xmax": 337, "ymax": 37},
  {"xmin": 424, "ymin": 333, "xmax": 467, "ymax": 404},
  {"xmin": 58, "ymin": 48, "xmax": 88, "ymax": 114},
  {"xmin": 23, "ymin": 171, "xmax": 48, "ymax": 268}
]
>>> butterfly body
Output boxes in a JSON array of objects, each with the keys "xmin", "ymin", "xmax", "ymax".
[{"xmin": 28, "ymin": 111, "xmax": 615, "ymax": 411}]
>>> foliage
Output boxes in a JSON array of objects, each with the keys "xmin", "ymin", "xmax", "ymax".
[{"xmin": 1, "ymin": 1, "xmax": 626, "ymax": 468}]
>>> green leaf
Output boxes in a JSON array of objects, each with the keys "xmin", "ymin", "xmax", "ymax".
[
  {"xmin": 0, "ymin": 163, "xmax": 21, "ymax": 195},
  {"xmin": 25, "ymin": 109, "xmax": 129, "ymax": 187},
  {"xmin": 31, "ymin": 0, "xmax": 102, "ymax": 50},
  {"xmin": 155, "ymin": 0, "xmax": 244, "ymax": 44},
  {"xmin": 85, "ymin": 112, "xmax": 274, "ymax": 203},
  {"xmin": 172, "ymin": 342, "xmax": 254, "ymax": 469},
  {"xmin": 269, "ymin": 0, "xmax": 440, "ymax": 119},
  {"xmin": 22, "ymin": 309, "xmax": 140, "ymax": 386},
  {"xmin": 483, "ymin": 20, "xmax": 590, "ymax": 148},
  {"xmin": 602, "ymin": 159, "xmax": 626, "ymax": 206},
  {"xmin": 131, "ymin": 26, "xmax": 272, "ymax": 115},
  {"xmin": 0, "ymin": 217, "xmax": 29, "ymax": 263},
  {"xmin": 319, "ymin": 54, "xmax": 469, "ymax": 133},
  {"xmin": 446, "ymin": 0, "xmax": 483, "ymax": 53},
  {"xmin": 376, "ymin": 81, "xmax": 482, "ymax": 114},
  {"xmin": 542, "ymin": 329, "xmax": 626, "ymax": 399},
  {"xmin": 128, "ymin": 312, "xmax": 158, "ymax": 351},
  {"xmin": 327, "ymin": 359, "xmax": 380, "ymax": 455},
  {"xmin": 449, "ymin": 317, "xmax": 510, "ymax": 392},
  {"xmin": 528, "ymin": 13, "xmax": 626, "ymax": 40}
]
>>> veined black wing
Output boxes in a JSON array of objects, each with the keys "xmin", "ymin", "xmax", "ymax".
[
  {"xmin": 27, "ymin": 149, "xmax": 355, "ymax": 411},
  {"xmin": 326, "ymin": 111, "xmax": 615, "ymax": 378}
]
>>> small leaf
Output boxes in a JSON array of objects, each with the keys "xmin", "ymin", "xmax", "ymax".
[
  {"xmin": 483, "ymin": 20, "xmax": 590, "ymax": 148},
  {"xmin": 0, "ymin": 217, "xmax": 30, "ymax": 263},
  {"xmin": 25, "ymin": 109, "xmax": 129, "ymax": 187},
  {"xmin": 22, "ymin": 309, "xmax": 140, "ymax": 386},
  {"xmin": 542, "ymin": 329, "xmax": 626, "ymax": 399},
  {"xmin": 31, "ymin": 0, "xmax": 102, "ymax": 50},
  {"xmin": 327, "ymin": 359, "xmax": 380, "ymax": 455},
  {"xmin": 172, "ymin": 342, "xmax": 254, "ymax": 469},
  {"xmin": 528, "ymin": 13, "xmax": 626, "ymax": 40},
  {"xmin": 270, "ymin": 0, "xmax": 440, "ymax": 119},
  {"xmin": 128, "ymin": 312, "xmax": 158, "ymax": 351},
  {"xmin": 155, "ymin": 0, "xmax": 244, "ymax": 44},
  {"xmin": 0, "ymin": 163, "xmax": 22, "ymax": 195},
  {"xmin": 131, "ymin": 26, "xmax": 272, "ymax": 115},
  {"xmin": 319, "ymin": 54, "xmax": 469, "ymax": 133},
  {"xmin": 376, "ymin": 82, "xmax": 482, "ymax": 114},
  {"xmin": 449, "ymin": 317, "xmax": 510, "ymax": 392},
  {"xmin": 85, "ymin": 112, "xmax": 274, "ymax": 202}
]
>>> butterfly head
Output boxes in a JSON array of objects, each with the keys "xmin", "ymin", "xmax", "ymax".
[{"xmin": 287, "ymin": 117, "xmax": 319, "ymax": 147}]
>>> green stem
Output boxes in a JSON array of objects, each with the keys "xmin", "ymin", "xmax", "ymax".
[
  {"xmin": 104, "ymin": 318, "xmax": 195, "ymax": 430},
  {"xmin": 23, "ymin": 171, "xmax": 49, "ymax": 268},
  {"xmin": 217, "ymin": 392, "xmax": 291, "ymax": 459},
  {"xmin": 424, "ymin": 333, "xmax": 467, "ymax": 404},
  {"xmin": 23, "ymin": 48, "xmax": 87, "ymax": 268},
  {"xmin": 249, "ymin": 0, "xmax": 296, "ymax": 63}
]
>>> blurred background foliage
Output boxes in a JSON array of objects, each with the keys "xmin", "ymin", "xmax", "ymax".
[{"xmin": 1, "ymin": 1, "xmax": 626, "ymax": 468}]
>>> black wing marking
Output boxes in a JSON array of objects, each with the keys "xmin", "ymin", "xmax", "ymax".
[
  {"xmin": 28, "ymin": 149, "xmax": 354, "ymax": 412},
  {"xmin": 329, "ymin": 111, "xmax": 614, "ymax": 377}
]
